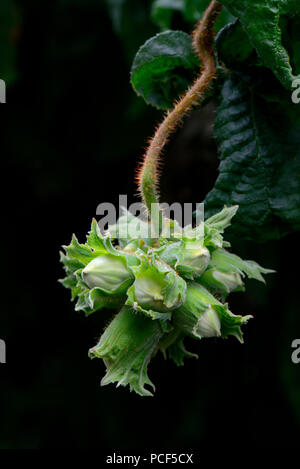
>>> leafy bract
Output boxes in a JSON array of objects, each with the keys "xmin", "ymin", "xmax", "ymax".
[
  {"xmin": 89, "ymin": 306, "xmax": 165, "ymax": 396},
  {"xmin": 159, "ymin": 332, "xmax": 198, "ymax": 366},
  {"xmin": 208, "ymin": 248, "xmax": 275, "ymax": 283}
]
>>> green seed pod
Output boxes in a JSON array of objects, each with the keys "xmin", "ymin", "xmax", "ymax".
[
  {"xmin": 180, "ymin": 241, "xmax": 210, "ymax": 277},
  {"xmin": 174, "ymin": 282, "xmax": 251, "ymax": 342},
  {"xmin": 159, "ymin": 240, "xmax": 210, "ymax": 280},
  {"xmin": 174, "ymin": 282, "xmax": 221, "ymax": 338},
  {"xmin": 134, "ymin": 274, "xmax": 165, "ymax": 310},
  {"xmin": 199, "ymin": 268, "xmax": 244, "ymax": 296},
  {"xmin": 60, "ymin": 219, "xmax": 139, "ymax": 315},
  {"xmin": 82, "ymin": 254, "xmax": 133, "ymax": 293},
  {"xmin": 126, "ymin": 255, "xmax": 186, "ymax": 320}
]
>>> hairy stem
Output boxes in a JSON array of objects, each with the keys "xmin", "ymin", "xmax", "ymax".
[{"xmin": 136, "ymin": 0, "xmax": 223, "ymax": 232}]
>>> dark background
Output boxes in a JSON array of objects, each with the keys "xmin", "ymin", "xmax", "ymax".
[{"xmin": 0, "ymin": 0, "xmax": 299, "ymax": 450}]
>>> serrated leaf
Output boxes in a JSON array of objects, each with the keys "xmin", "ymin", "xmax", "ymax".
[
  {"xmin": 215, "ymin": 304, "xmax": 251, "ymax": 343},
  {"xmin": 205, "ymin": 205, "xmax": 238, "ymax": 232},
  {"xmin": 167, "ymin": 337, "xmax": 198, "ymax": 366},
  {"xmin": 63, "ymin": 234, "xmax": 96, "ymax": 265},
  {"xmin": 86, "ymin": 218, "xmax": 107, "ymax": 252},
  {"xmin": 193, "ymin": 205, "xmax": 237, "ymax": 250},
  {"xmin": 159, "ymin": 331, "xmax": 198, "ymax": 366},
  {"xmin": 75, "ymin": 287, "xmax": 125, "ymax": 316},
  {"xmin": 205, "ymin": 72, "xmax": 300, "ymax": 241},
  {"xmin": 208, "ymin": 248, "xmax": 275, "ymax": 283},
  {"xmin": 59, "ymin": 252, "xmax": 84, "ymax": 274},
  {"xmin": 131, "ymin": 30, "xmax": 200, "ymax": 109},
  {"xmin": 219, "ymin": 0, "xmax": 300, "ymax": 90},
  {"xmin": 59, "ymin": 274, "xmax": 82, "ymax": 300}
]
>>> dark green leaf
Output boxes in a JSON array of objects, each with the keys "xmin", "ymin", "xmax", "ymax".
[
  {"xmin": 205, "ymin": 72, "xmax": 300, "ymax": 241},
  {"xmin": 216, "ymin": 20, "xmax": 258, "ymax": 70},
  {"xmin": 131, "ymin": 30, "xmax": 200, "ymax": 109},
  {"xmin": 219, "ymin": 0, "xmax": 300, "ymax": 89}
]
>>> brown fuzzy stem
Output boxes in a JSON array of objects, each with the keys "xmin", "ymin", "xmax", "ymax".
[{"xmin": 136, "ymin": 0, "xmax": 223, "ymax": 230}]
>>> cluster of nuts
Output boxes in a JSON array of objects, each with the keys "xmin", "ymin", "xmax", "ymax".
[{"xmin": 60, "ymin": 205, "xmax": 273, "ymax": 396}]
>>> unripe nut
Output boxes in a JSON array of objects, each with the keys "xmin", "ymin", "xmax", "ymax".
[{"xmin": 82, "ymin": 255, "xmax": 132, "ymax": 292}]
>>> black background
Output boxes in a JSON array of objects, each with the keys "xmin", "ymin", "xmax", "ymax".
[{"xmin": 0, "ymin": 0, "xmax": 299, "ymax": 450}]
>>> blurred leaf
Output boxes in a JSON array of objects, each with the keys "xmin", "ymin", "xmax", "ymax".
[
  {"xmin": 184, "ymin": 0, "xmax": 235, "ymax": 28},
  {"xmin": 104, "ymin": 0, "xmax": 126, "ymax": 33},
  {"xmin": 131, "ymin": 30, "xmax": 200, "ymax": 109},
  {"xmin": 0, "ymin": 0, "xmax": 19, "ymax": 85},
  {"xmin": 219, "ymin": 0, "xmax": 300, "ymax": 90},
  {"xmin": 205, "ymin": 72, "xmax": 300, "ymax": 241},
  {"xmin": 152, "ymin": 0, "xmax": 235, "ymax": 31},
  {"xmin": 105, "ymin": 0, "xmax": 156, "ymax": 61},
  {"xmin": 151, "ymin": 0, "xmax": 185, "ymax": 29}
]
